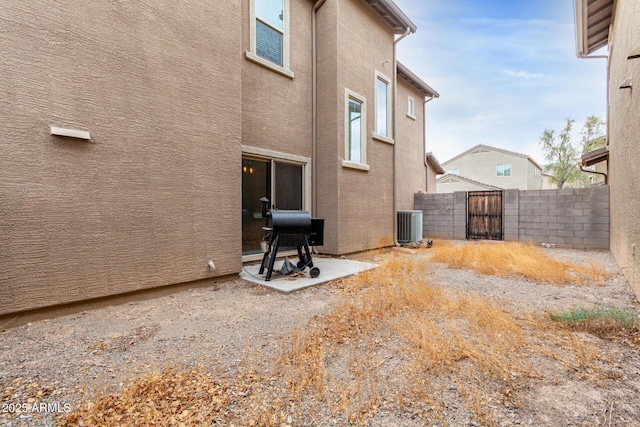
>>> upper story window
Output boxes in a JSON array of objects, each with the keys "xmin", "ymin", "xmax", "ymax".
[
  {"xmin": 534, "ymin": 168, "xmax": 540, "ymax": 177},
  {"xmin": 497, "ymin": 163, "xmax": 511, "ymax": 176},
  {"xmin": 342, "ymin": 89, "xmax": 369, "ymax": 171},
  {"xmin": 407, "ymin": 96, "xmax": 416, "ymax": 119},
  {"xmin": 374, "ymin": 71, "xmax": 393, "ymax": 143},
  {"xmin": 447, "ymin": 167, "xmax": 459, "ymax": 174},
  {"xmin": 246, "ymin": 0, "xmax": 293, "ymax": 78},
  {"xmin": 348, "ymin": 98, "xmax": 363, "ymax": 162}
]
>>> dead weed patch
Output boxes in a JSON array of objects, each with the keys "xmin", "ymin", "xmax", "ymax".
[
  {"xmin": 60, "ymin": 255, "xmax": 619, "ymax": 426},
  {"xmin": 430, "ymin": 240, "xmax": 609, "ymax": 285}
]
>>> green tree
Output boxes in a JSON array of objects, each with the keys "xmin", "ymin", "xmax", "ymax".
[
  {"xmin": 539, "ymin": 116, "xmax": 606, "ymax": 189},
  {"xmin": 539, "ymin": 118, "xmax": 580, "ymax": 189},
  {"xmin": 580, "ymin": 115, "xmax": 606, "ymax": 153}
]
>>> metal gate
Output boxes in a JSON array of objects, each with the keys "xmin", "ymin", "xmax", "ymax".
[{"xmin": 466, "ymin": 190, "xmax": 503, "ymax": 240}]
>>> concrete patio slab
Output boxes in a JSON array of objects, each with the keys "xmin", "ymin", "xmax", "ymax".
[{"xmin": 240, "ymin": 257, "xmax": 378, "ymax": 293}]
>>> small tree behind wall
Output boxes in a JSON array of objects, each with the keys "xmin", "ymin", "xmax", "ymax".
[{"xmin": 539, "ymin": 116, "xmax": 605, "ymax": 189}]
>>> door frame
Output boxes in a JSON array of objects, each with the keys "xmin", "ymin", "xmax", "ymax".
[{"xmin": 241, "ymin": 145, "xmax": 311, "ymax": 262}]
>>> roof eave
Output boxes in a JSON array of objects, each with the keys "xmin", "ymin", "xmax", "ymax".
[
  {"xmin": 580, "ymin": 146, "xmax": 609, "ymax": 167},
  {"xmin": 363, "ymin": 0, "xmax": 417, "ymax": 34},
  {"xmin": 426, "ymin": 152, "xmax": 445, "ymax": 174},
  {"xmin": 397, "ymin": 62, "xmax": 440, "ymax": 97},
  {"xmin": 573, "ymin": 0, "xmax": 613, "ymax": 57}
]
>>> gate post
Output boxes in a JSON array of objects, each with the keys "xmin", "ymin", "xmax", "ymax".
[
  {"xmin": 453, "ymin": 191, "xmax": 467, "ymax": 240},
  {"xmin": 503, "ymin": 189, "xmax": 519, "ymax": 242}
]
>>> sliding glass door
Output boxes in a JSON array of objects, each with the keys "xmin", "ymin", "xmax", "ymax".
[{"xmin": 242, "ymin": 157, "xmax": 304, "ymax": 256}]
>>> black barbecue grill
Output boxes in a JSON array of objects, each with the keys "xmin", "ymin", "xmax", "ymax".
[{"xmin": 258, "ymin": 199, "xmax": 324, "ymax": 281}]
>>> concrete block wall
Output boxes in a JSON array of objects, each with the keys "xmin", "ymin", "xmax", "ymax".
[
  {"xmin": 512, "ymin": 186, "xmax": 609, "ymax": 249},
  {"xmin": 415, "ymin": 186, "xmax": 610, "ymax": 249},
  {"xmin": 414, "ymin": 193, "xmax": 454, "ymax": 238},
  {"xmin": 414, "ymin": 191, "xmax": 467, "ymax": 240}
]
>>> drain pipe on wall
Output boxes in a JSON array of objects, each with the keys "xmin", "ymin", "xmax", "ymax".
[
  {"xmin": 578, "ymin": 162, "xmax": 608, "ymax": 184},
  {"xmin": 392, "ymin": 27, "xmax": 412, "ymax": 246},
  {"xmin": 311, "ymin": 0, "xmax": 326, "ymax": 219},
  {"xmin": 422, "ymin": 95, "xmax": 436, "ymax": 170}
]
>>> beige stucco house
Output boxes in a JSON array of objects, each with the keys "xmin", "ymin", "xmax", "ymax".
[
  {"xmin": 436, "ymin": 174, "xmax": 501, "ymax": 194},
  {"xmin": 0, "ymin": 0, "xmax": 438, "ymax": 318},
  {"xmin": 437, "ymin": 144, "xmax": 544, "ymax": 193},
  {"xmin": 574, "ymin": 0, "xmax": 640, "ymax": 298}
]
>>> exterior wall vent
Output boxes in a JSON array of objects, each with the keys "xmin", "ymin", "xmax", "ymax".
[{"xmin": 397, "ymin": 210, "xmax": 423, "ymax": 243}]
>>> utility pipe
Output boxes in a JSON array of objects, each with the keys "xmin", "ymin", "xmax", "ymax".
[
  {"xmin": 392, "ymin": 26, "xmax": 412, "ymax": 246},
  {"xmin": 422, "ymin": 95, "xmax": 437, "ymax": 192},
  {"xmin": 311, "ymin": 0, "xmax": 327, "ymax": 218},
  {"xmin": 578, "ymin": 164, "xmax": 608, "ymax": 185}
]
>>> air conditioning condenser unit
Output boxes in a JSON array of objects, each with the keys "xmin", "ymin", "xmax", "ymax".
[{"xmin": 397, "ymin": 210, "xmax": 423, "ymax": 243}]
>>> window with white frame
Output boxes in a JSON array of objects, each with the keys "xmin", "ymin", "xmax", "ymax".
[
  {"xmin": 447, "ymin": 167, "xmax": 459, "ymax": 174},
  {"xmin": 374, "ymin": 72, "xmax": 392, "ymax": 140},
  {"xmin": 407, "ymin": 96, "xmax": 416, "ymax": 119},
  {"xmin": 497, "ymin": 163, "xmax": 511, "ymax": 176},
  {"xmin": 247, "ymin": 0, "xmax": 292, "ymax": 77},
  {"xmin": 534, "ymin": 168, "xmax": 540, "ymax": 177},
  {"xmin": 343, "ymin": 89, "xmax": 369, "ymax": 170}
]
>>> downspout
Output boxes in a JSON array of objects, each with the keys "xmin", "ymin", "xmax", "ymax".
[
  {"xmin": 311, "ymin": 0, "xmax": 326, "ymax": 218},
  {"xmin": 392, "ymin": 26, "xmax": 411, "ymax": 246},
  {"xmin": 422, "ymin": 95, "xmax": 436, "ymax": 189},
  {"xmin": 578, "ymin": 162, "xmax": 608, "ymax": 185}
]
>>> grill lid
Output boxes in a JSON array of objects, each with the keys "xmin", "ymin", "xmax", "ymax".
[{"xmin": 270, "ymin": 210, "xmax": 312, "ymax": 235}]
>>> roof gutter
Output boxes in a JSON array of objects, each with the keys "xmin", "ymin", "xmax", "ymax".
[
  {"xmin": 392, "ymin": 26, "xmax": 412, "ymax": 246},
  {"xmin": 574, "ymin": 0, "xmax": 587, "ymax": 58}
]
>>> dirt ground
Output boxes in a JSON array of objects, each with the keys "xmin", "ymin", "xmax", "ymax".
[{"xmin": 1, "ymin": 243, "xmax": 639, "ymax": 426}]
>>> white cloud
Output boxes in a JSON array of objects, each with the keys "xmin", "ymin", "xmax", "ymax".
[
  {"xmin": 504, "ymin": 70, "xmax": 545, "ymax": 79},
  {"xmin": 395, "ymin": 0, "xmax": 606, "ymax": 164}
]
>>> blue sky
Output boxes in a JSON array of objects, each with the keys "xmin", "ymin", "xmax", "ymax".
[{"xmin": 393, "ymin": 0, "xmax": 607, "ymax": 165}]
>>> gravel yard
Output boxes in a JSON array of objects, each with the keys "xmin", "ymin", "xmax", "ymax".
[{"xmin": 1, "ymin": 242, "xmax": 639, "ymax": 426}]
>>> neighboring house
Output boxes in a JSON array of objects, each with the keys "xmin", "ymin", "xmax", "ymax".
[
  {"xmin": 436, "ymin": 174, "xmax": 502, "ymax": 193},
  {"xmin": 425, "ymin": 152, "xmax": 446, "ymax": 194},
  {"xmin": 574, "ymin": 0, "xmax": 640, "ymax": 298},
  {"xmin": 0, "ymin": 0, "xmax": 438, "ymax": 317},
  {"xmin": 540, "ymin": 172, "xmax": 555, "ymax": 189},
  {"xmin": 437, "ymin": 145, "xmax": 544, "ymax": 192}
]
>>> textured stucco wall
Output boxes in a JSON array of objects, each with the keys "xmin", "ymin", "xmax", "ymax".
[
  {"xmin": 607, "ymin": 0, "xmax": 640, "ymax": 297},
  {"xmin": 241, "ymin": 0, "xmax": 313, "ymax": 157},
  {"xmin": 0, "ymin": 1, "xmax": 243, "ymax": 315},
  {"xmin": 316, "ymin": 0, "xmax": 396, "ymax": 254},
  {"xmin": 315, "ymin": 0, "xmax": 340, "ymax": 253},
  {"xmin": 335, "ymin": 0, "xmax": 395, "ymax": 253},
  {"xmin": 395, "ymin": 78, "xmax": 427, "ymax": 210},
  {"xmin": 426, "ymin": 167, "xmax": 438, "ymax": 194},
  {"xmin": 442, "ymin": 150, "xmax": 529, "ymax": 189}
]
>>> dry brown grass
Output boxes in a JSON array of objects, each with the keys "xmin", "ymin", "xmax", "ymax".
[
  {"xmin": 60, "ymin": 251, "xmax": 616, "ymax": 426},
  {"xmin": 430, "ymin": 240, "xmax": 609, "ymax": 285}
]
